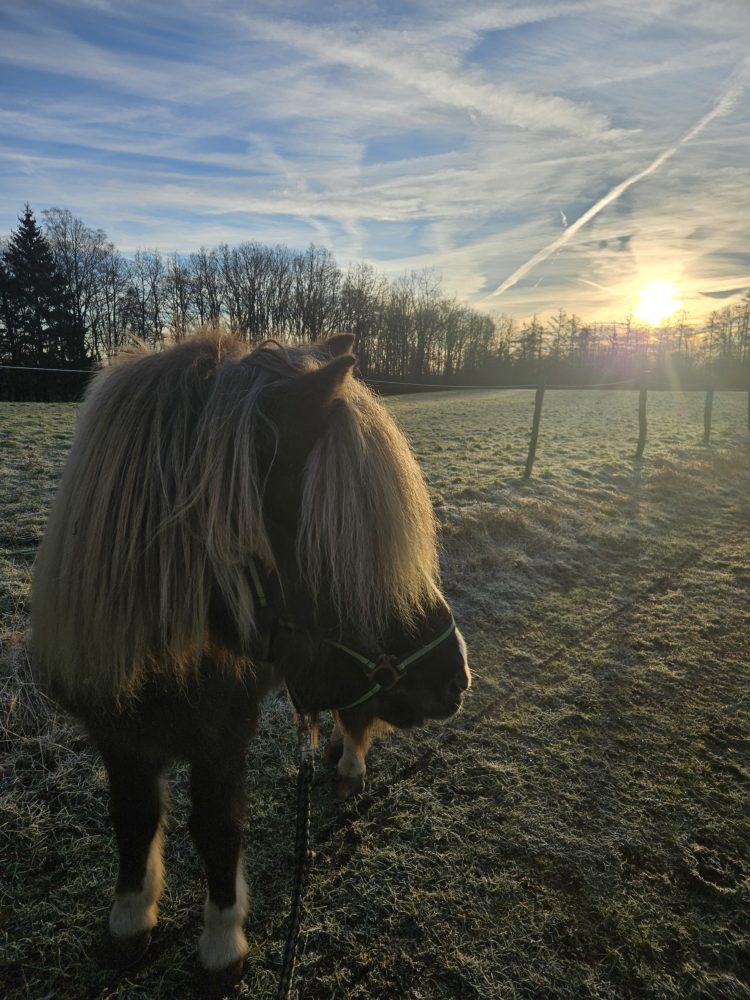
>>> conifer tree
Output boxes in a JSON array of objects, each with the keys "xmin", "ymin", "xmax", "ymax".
[
  {"xmin": 0, "ymin": 204, "xmax": 74, "ymax": 365},
  {"xmin": 0, "ymin": 255, "xmax": 17, "ymax": 363}
]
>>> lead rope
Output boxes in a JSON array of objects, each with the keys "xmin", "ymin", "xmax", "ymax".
[{"xmin": 274, "ymin": 716, "xmax": 316, "ymax": 1000}]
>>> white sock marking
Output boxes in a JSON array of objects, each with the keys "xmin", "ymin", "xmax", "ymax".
[
  {"xmin": 337, "ymin": 732, "xmax": 367, "ymax": 781},
  {"xmin": 198, "ymin": 862, "xmax": 250, "ymax": 971},
  {"xmin": 109, "ymin": 829, "xmax": 164, "ymax": 940}
]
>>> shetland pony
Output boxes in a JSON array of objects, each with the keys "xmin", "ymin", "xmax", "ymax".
[{"xmin": 31, "ymin": 332, "xmax": 470, "ymax": 995}]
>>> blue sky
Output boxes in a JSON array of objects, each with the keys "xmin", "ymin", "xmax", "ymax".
[{"xmin": 1, "ymin": 0, "xmax": 749, "ymax": 321}]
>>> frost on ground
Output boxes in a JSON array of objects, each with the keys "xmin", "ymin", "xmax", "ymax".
[
  {"xmin": 390, "ymin": 388, "xmax": 748, "ymax": 666},
  {"xmin": 1, "ymin": 392, "xmax": 749, "ymax": 1000}
]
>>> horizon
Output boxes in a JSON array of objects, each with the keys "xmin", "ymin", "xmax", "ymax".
[{"xmin": 2, "ymin": 1, "xmax": 749, "ymax": 326}]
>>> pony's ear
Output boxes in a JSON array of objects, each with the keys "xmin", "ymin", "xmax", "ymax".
[
  {"xmin": 295, "ymin": 353, "xmax": 356, "ymax": 403},
  {"xmin": 268, "ymin": 354, "xmax": 355, "ymax": 452},
  {"xmin": 324, "ymin": 333, "xmax": 355, "ymax": 357},
  {"xmin": 271, "ymin": 354, "xmax": 356, "ymax": 446}
]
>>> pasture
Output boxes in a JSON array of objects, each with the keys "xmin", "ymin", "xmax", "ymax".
[{"xmin": 1, "ymin": 390, "xmax": 749, "ymax": 999}]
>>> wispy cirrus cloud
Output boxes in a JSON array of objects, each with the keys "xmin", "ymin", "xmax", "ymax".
[
  {"xmin": 485, "ymin": 57, "xmax": 750, "ymax": 301},
  {"xmin": 0, "ymin": 0, "xmax": 748, "ymax": 319},
  {"xmin": 239, "ymin": 10, "xmax": 631, "ymax": 142}
]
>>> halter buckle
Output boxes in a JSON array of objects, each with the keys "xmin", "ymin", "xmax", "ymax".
[{"xmin": 367, "ymin": 653, "xmax": 402, "ymax": 691}]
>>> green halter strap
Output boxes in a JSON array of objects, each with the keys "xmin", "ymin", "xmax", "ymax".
[{"xmin": 329, "ymin": 619, "xmax": 457, "ymax": 711}]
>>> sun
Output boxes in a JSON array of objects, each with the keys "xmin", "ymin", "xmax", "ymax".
[{"xmin": 633, "ymin": 280, "xmax": 683, "ymax": 326}]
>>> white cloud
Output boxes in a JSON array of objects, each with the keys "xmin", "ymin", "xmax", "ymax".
[
  {"xmin": 238, "ymin": 12, "xmax": 632, "ymax": 141},
  {"xmin": 0, "ymin": 1, "xmax": 748, "ymax": 319}
]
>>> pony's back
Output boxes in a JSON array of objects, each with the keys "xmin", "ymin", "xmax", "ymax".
[{"xmin": 31, "ymin": 333, "xmax": 249, "ymax": 707}]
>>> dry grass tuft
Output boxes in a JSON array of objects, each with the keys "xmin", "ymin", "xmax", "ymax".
[{"xmin": 1, "ymin": 634, "xmax": 55, "ymax": 742}]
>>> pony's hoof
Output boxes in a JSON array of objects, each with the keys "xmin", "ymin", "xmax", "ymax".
[
  {"xmin": 198, "ymin": 958, "xmax": 245, "ymax": 999},
  {"xmin": 107, "ymin": 928, "xmax": 152, "ymax": 968},
  {"xmin": 325, "ymin": 739, "xmax": 344, "ymax": 765},
  {"xmin": 336, "ymin": 773, "xmax": 365, "ymax": 799}
]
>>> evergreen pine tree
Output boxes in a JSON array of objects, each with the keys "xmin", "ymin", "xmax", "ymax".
[
  {"xmin": 0, "ymin": 254, "xmax": 17, "ymax": 364},
  {"xmin": 1, "ymin": 204, "xmax": 75, "ymax": 365}
]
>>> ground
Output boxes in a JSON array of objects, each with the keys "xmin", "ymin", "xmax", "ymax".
[{"xmin": 1, "ymin": 390, "xmax": 748, "ymax": 999}]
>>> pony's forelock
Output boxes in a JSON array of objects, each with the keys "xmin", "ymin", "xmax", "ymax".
[{"xmin": 298, "ymin": 378, "xmax": 439, "ymax": 639}]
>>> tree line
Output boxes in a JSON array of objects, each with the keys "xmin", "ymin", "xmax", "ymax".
[{"xmin": 1, "ymin": 205, "xmax": 748, "ymax": 399}]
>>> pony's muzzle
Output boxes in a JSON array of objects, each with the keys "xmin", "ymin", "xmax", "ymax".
[
  {"xmin": 435, "ymin": 639, "xmax": 471, "ymax": 716},
  {"xmin": 448, "ymin": 671, "xmax": 470, "ymax": 701},
  {"xmin": 444, "ymin": 665, "xmax": 471, "ymax": 712}
]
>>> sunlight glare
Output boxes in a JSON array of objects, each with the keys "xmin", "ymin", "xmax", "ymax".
[{"xmin": 634, "ymin": 280, "xmax": 683, "ymax": 325}]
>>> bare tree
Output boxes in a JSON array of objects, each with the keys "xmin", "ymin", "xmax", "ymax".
[
  {"xmin": 97, "ymin": 248, "xmax": 130, "ymax": 356},
  {"xmin": 43, "ymin": 207, "xmax": 115, "ymax": 360},
  {"xmin": 292, "ymin": 244, "xmax": 341, "ymax": 340},
  {"xmin": 165, "ymin": 253, "xmax": 194, "ymax": 341},
  {"xmin": 122, "ymin": 250, "xmax": 166, "ymax": 347},
  {"xmin": 189, "ymin": 248, "xmax": 223, "ymax": 329}
]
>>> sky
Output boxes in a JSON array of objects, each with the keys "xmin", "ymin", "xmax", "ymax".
[{"xmin": 1, "ymin": 0, "xmax": 749, "ymax": 323}]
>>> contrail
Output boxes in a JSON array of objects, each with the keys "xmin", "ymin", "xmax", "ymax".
[
  {"xmin": 486, "ymin": 63, "xmax": 750, "ymax": 301},
  {"xmin": 578, "ymin": 276, "xmax": 609, "ymax": 291}
]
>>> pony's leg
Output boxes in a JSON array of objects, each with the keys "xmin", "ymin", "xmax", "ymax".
[
  {"xmin": 325, "ymin": 714, "xmax": 345, "ymax": 763},
  {"xmin": 103, "ymin": 754, "xmax": 167, "ymax": 963},
  {"xmin": 188, "ymin": 752, "xmax": 249, "ymax": 988},
  {"xmin": 331, "ymin": 712, "xmax": 372, "ymax": 799}
]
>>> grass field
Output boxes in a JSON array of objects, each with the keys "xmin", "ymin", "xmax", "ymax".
[{"xmin": 1, "ymin": 390, "xmax": 749, "ymax": 999}]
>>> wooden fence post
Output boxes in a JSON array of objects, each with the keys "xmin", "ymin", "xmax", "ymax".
[
  {"xmin": 704, "ymin": 387, "xmax": 714, "ymax": 445},
  {"xmin": 635, "ymin": 385, "xmax": 648, "ymax": 460},
  {"xmin": 524, "ymin": 377, "xmax": 546, "ymax": 479}
]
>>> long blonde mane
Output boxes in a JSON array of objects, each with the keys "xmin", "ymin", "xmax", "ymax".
[{"xmin": 31, "ymin": 333, "xmax": 438, "ymax": 705}]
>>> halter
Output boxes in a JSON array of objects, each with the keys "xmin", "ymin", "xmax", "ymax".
[
  {"xmin": 247, "ymin": 557, "xmax": 456, "ymax": 713},
  {"xmin": 325, "ymin": 621, "xmax": 457, "ymax": 710}
]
